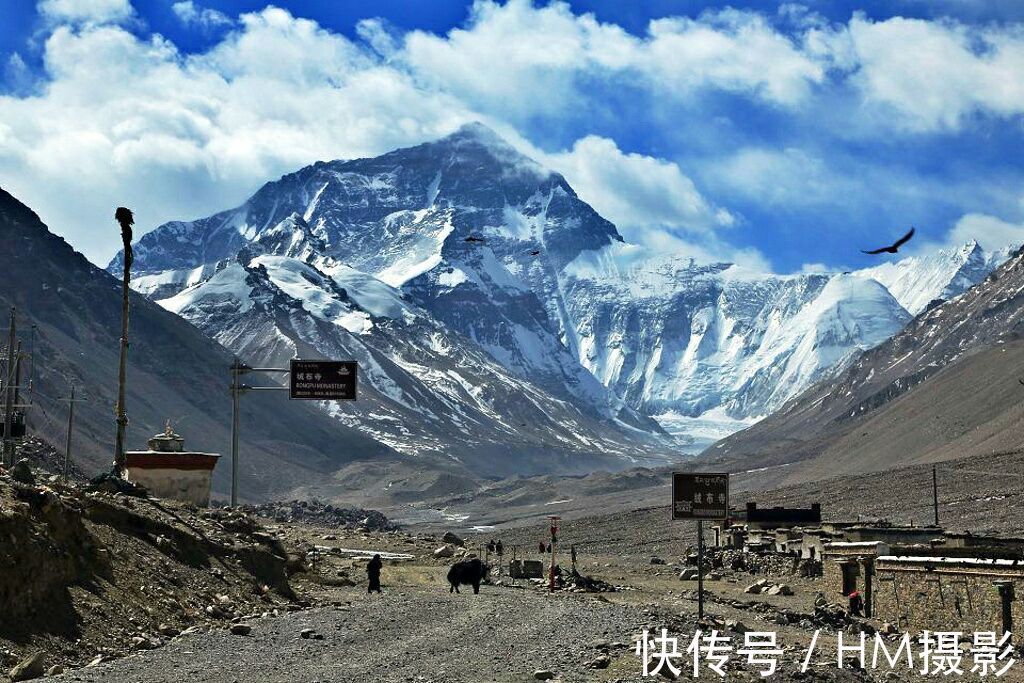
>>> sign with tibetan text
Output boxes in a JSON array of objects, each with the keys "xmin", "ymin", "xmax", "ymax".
[
  {"xmin": 289, "ymin": 360, "xmax": 357, "ymax": 400},
  {"xmin": 671, "ymin": 472, "xmax": 729, "ymax": 520}
]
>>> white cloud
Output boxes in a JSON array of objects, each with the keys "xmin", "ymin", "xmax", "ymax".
[
  {"xmin": 709, "ymin": 147, "xmax": 857, "ymax": 207},
  {"xmin": 171, "ymin": 1, "xmax": 232, "ymax": 31},
  {"xmin": 643, "ymin": 10, "xmax": 825, "ymax": 105},
  {"xmin": 946, "ymin": 211, "xmax": 1024, "ymax": 250},
  {"xmin": 0, "ymin": 8, "xmax": 477, "ymax": 263},
  {"xmin": 400, "ymin": 0, "xmax": 827, "ymax": 119},
  {"xmin": 544, "ymin": 135, "xmax": 729, "ymax": 236},
  {"xmin": 37, "ymin": 0, "xmax": 133, "ymax": 24},
  {"xmin": 542, "ymin": 136, "xmax": 769, "ymax": 268},
  {"xmin": 843, "ymin": 15, "xmax": 1024, "ymax": 132}
]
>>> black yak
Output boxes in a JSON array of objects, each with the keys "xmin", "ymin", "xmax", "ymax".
[{"xmin": 447, "ymin": 558, "xmax": 489, "ymax": 594}]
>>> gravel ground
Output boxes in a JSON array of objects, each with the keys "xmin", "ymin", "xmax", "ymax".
[{"xmin": 51, "ymin": 585, "xmax": 650, "ymax": 683}]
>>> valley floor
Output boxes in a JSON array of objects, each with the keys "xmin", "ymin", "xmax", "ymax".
[{"xmin": 47, "ymin": 521, "xmax": 1024, "ymax": 683}]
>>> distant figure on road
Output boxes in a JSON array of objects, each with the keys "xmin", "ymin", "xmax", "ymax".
[
  {"xmin": 570, "ymin": 544, "xmax": 577, "ymax": 570},
  {"xmin": 495, "ymin": 540, "xmax": 503, "ymax": 557},
  {"xmin": 487, "ymin": 540, "xmax": 496, "ymax": 554},
  {"xmin": 367, "ymin": 554, "xmax": 383, "ymax": 594},
  {"xmin": 539, "ymin": 540, "xmax": 546, "ymax": 554},
  {"xmin": 848, "ymin": 590, "xmax": 863, "ymax": 617}
]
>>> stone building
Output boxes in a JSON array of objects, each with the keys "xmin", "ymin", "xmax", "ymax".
[
  {"xmin": 872, "ymin": 556, "xmax": 1024, "ymax": 638},
  {"xmin": 124, "ymin": 423, "xmax": 220, "ymax": 506},
  {"xmin": 821, "ymin": 541, "xmax": 891, "ymax": 616},
  {"xmin": 843, "ymin": 524, "xmax": 944, "ymax": 546},
  {"xmin": 745, "ymin": 502, "xmax": 821, "ymax": 531}
]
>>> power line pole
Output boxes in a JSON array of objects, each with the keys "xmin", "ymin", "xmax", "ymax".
[
  {"xmin": 230, "ymin": 358, "xmax": 242, "ymax": 507},
  {"xmin": 113, "ymin": 207, "xmax": 134, "ymax": 475},
  {"xmin": 63, "ymin": 384, "xmax": 80, "ymax": 483},
  {"xmin": 932, "ymin": 465, "xmax": 939, "ymax": 526},
  {"xmin": 2, "ymin": 307, "xmax": 16, "ymax": 467}
]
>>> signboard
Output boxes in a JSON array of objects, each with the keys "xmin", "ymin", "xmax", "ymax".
[
  {"xmin": 671, "ymin": 472, "xmax": 729, "ymax": 520},
  {"xmin": 289, "ymin": 360, "xmax": 357, "ymax": 400}
]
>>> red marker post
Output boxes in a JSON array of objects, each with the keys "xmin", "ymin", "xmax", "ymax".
[{"xmin": 548, "ymin": 515, "xmax": 560, "ymax": 593}]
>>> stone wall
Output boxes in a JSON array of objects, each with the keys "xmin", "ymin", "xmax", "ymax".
[
  {"xmin": 872, "ymin": 560, "xmax": 1024, "ymax": 638},
  {"xmin": 125, "ymin": 466, "xmax": 214, "ymax": 506}
]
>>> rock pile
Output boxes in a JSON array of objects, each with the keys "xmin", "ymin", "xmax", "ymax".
[
  {"xmin": 744, "ymin": 579, "xmax": 794, "ymax": 595},
  {"xmin": 242, "ymin": 500, "xmax": 397, "ymax": 531}
]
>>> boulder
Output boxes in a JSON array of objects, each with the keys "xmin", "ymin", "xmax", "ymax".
[
  {"xmin": 678, "ymin": 567, "xmax": 699, "ymax": 581},
  {"xmin": 442, "ymin": 531, "xmax": 465, "ymax": 547},
  {"xmin": 10, "ymin": 459, "xmax": 34, "ymax": 486},
  {"xmin": 229, "ymin": 623, "xmax": 252, "ymax": 636},
  {"xmin": 650, "ymin": 556, "xmax": 666, "ymax": 565},
  {"xmin": 9, "ymin": 652, "xmax": 46, "ymax": 682},
  {"xmin": 725, "ymin": 620, "xmax": 749, "ymax": 634},
  {"xmin": 433, "ymin": 544, "xmax": 456, "ymax": 558},
  {"xmin": 534, "ymin": 670, "xmax": 556, "ymax": 681}
]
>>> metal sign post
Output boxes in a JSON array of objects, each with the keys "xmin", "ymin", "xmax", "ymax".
[
  {"xmin": 672, "ymin": 472, "xmax": 729, "ymax": 621},
  {"xmin": 229, "ymin": 358, "xmax": 358, "ymax": 506}
]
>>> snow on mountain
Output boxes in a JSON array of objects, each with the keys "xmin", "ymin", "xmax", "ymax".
[
  {"xmin": 158, "ymin": 250, "xmax": 665, "ymax": 476},
  {"xmin": 561, "ymin": 238, "xmax": 996, "ymax": 448},
  {"xmin": 113, "ymin": 123, "xmax": 1008, "ymax": 456},
  {"xmin": 852, "ymin": 241, "xmax": 1009, "ymax": 315}
]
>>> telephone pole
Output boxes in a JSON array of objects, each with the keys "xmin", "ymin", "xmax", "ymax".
[
  {"xmin": 2, "ymin": 308, "xmax": 16, "ymax": 467},
  {"xmin": 932, "ymin": 465, "xmax": 939, "ymax": 526},
  {"xmin": 113, "ymin": 207, "xmax": 134, "ymax": 475},
  {"xmin": 63, "ymin": 384, "xmax": 87, "ymax": 483}
]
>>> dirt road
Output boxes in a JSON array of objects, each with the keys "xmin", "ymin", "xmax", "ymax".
[{"xmin": 52, "ymin": 584, "xmax": 650, "ymax": 683}]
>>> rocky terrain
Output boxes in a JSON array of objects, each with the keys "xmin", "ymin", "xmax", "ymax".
[
  {"xmin": 0, "ymin": 463, "xmax": 297, "ymax": 680},
  {"xmin": 0, "ymin": 186, "xmax": 391, "ymax": 501},
  {"xmin": 6, "ymin": 442, "xmax": 1023, "ymax": 682}
]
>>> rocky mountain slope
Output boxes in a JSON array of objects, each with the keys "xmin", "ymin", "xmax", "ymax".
[
  {"xmin": 0, "ymin": 186, "xmax": 409, "ymax": 500},
  {"xmin": 114, "ymin": 124, "xmax": 1005, "ymax": 453},
  {"xmin": 707, "ymin": 244, "xmax": 1024, "ymax": 485}
]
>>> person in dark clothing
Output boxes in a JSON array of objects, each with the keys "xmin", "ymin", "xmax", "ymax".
[
  {"xmin": 848, "ymin": 590, "xmax": 863, "ymax": 617},
  {"xmin": 495, "ymin": 540, "xmax": 504, "ymax": 557},
  {"xmin": 367, "ymin": 554, "xmax": 383, "ymax": 594},
  {"xmin": 539, "ymin": 540, "xmax": 546, "ymax": 554}
]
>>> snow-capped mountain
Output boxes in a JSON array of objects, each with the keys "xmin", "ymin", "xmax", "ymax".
[
  {"xmin": 852, "ymin": 241, "xmax": 1009, "ymax": 315},
  {"xmin": 560, "ymin": 239, "xmax": 1003, "ymax": 448},
  {"xmin": 113, "ymin": 123, "xmax": 1007, "ymax": 456}
]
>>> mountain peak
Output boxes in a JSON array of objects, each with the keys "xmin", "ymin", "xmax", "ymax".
[
  {"xmin": 433, "ymin": 122, "xmax": 547, "ymax": 175},
  {"xmin": 447, "ymin": 121, "xmax": 504, "ymax": 143}
]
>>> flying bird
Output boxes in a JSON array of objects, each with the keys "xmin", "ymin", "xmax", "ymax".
[
  {"xmin": 464, "ymin": 235, "xmax": 485, "ymax": 243},
  {"xmin": 861, "ymin": 227, "xmax": 915, "ymax": 255},
  {"xmin": 529, "ymin": 250, "xmax": 541, "ymax": 256}
]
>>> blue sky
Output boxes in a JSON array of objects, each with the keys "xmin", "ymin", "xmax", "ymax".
[{"xmin": 0, "ymin": 0, "xmax": 1022, "ymax": 272}]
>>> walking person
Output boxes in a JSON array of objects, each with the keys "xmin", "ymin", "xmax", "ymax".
[
  {"xmin": 848, "ymin": 590, "xmax": 863, "ymax": 617},
  {"xmin": 367, "ymin": 554, "xmax": 383, "ymax": 594}
]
